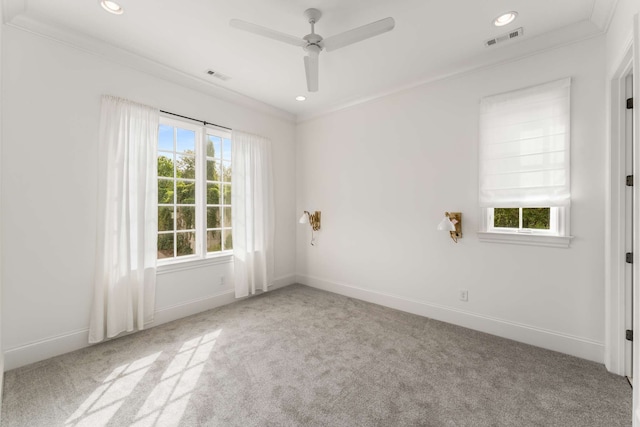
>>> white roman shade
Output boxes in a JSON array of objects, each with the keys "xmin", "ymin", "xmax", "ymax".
[{"xmin": 479, "ymin": 78, "xmax": 571, "ymax": 208}]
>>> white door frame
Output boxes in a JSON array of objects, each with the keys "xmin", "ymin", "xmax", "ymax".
[
  {"xmin": 606, "ymin": 38, "xmax": 633, "ymax": 377},
  {"xmin": 633, "ymin": 14, "xmax": 640, "ymax": 426}
]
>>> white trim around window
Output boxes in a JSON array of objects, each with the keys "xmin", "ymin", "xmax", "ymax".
[
  {"xmin": 156, "ymin": 115, "xmax": 233, "ymax": 268},
  {"xmin": 478, "ymin": 206, "xmax": 573, "ymax": 248},
  {"xmin": 157, "ymin": 253, "xmax": 233, "ymax": 274}
]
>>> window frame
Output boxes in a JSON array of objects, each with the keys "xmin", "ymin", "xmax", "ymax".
[
  {"xmin": 478, "ymin": 206, "xmax": 572, "ymax": 248},
  {"xmin": 157, "ymin": 116, "xmax": 233, "ymax": 270},
  {"xmin": 487, "ymin": 207, "xmax": 560, "ymax": 235}
]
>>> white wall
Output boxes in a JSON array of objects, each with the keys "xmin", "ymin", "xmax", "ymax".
[
  {"xmin": 296, "ymin": 36, "xmax": 607, "ymax": 362},
  {"xmin": 1, "ymin": 26, "xmax": 297, "ymax": 370}
]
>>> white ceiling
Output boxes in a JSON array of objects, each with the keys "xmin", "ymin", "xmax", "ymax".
[{"xmin": 3, "ymin": 0, "xmax": 617, "ymax": 120}]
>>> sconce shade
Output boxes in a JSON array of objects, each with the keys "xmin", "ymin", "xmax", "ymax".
[
  {"xmin": 437, "ymin": 216, "xmax": 456, "ymax": 232},
  {"xmin": 437, "ymin": 212, "xmax": 462, "ymax": 243},
  {"xmin": 299, "ymin": 210, "xmax": 321, "ymax": 245}
]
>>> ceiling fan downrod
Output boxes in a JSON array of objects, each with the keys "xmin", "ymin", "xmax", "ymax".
[{"xmin": 303, "ymin": 8, "xmax": 323, "ymax": 51}]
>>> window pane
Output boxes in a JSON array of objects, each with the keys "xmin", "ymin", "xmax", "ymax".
[
  {"xmin": 208, "ymin": 135, "xmax": 221, "ymax": 158},
  {"xmin": 222, "ymin": 184, "xmax": 232, "ymax": 205},
  {"xmin": 207, "ymin": 183, "xmax": 220, "ymax": 204},
  {"xmin": 523, "ymin": 208, "xmax": 550, "ymax": 229},
  {"xmin": 158, "ymin": 125, "xmax": 174, "ymax": 151},
  {"xmin": 157, "ymin": 233, "xmax": 174, "ymax": 259},
  {"xmin": 158, "ymin": 179, "xmax": 174, "ymax": 204},
  {"xmin": 494, "ymin": 208, "xmax": 519, "ymax": 228},
  {"xmin": 206, "ymin": 159, "xmax": 219, "ymax": 181},
  {"xmin": 176, "ymin": 154, "xmax": 196, "ymax": 179},
  {"xmin": 176, "ymin": 180, "xmax": 195, "ymax": 204},
  {"xmin": 222, "ymin": 161, "xmax": 232, "ymax": 182},
  {"xmin": 223, "ymin": 207, "xmax": 232, "ymax": 227},
  {"xmin": 223, "ymin": 229, "xmax": 232, "ymax": 250},
  {"xmin": 176, "ymin": 232, "xmax": 196, "ymax": 257},
  {"xmin": 176, "ymin": 206, "xmax": 195, "ymax": 230},
  {"xmin": 207, "ymin": 230, "xmax": 222, "ymax": 252},
  {"xmin": 176, "ymin": 128, "xmax": 195, "ymax": 153},
  {"xmin": 205, "ymin": 139, "xmax": 214, "ymax": 157},
  {"xmin": 158, "ymin": 154, "xmax": 174, "ymax": 178},
  {"xmin": 222, "ymin": 138, "xmax": 231, "ymax": 161},
  {"xmin": 207, "ymin": 207, "xmax": 221, "ymax": 228},
  {"xmin": 158, "ymin": 207, "xmax": 174, "ymax": 231}
]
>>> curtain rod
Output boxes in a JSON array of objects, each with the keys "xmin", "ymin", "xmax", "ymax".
[{"xmin": 160, "ymin": 110, "xmax": 232, "ymax": 131}]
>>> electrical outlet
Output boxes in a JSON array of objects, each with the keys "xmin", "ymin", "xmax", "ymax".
[
  {"xmin": 459, "ymin": 290, "xmax": 468, "ymax": 302},
  {"xmin": 219, "ymin": 276, "xmax": 225, "ymax": 286}
]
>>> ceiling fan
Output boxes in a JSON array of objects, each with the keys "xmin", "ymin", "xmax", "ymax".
[{"xmin": 230, "ymin": 9, "xmax": 395, "ymax": 92}]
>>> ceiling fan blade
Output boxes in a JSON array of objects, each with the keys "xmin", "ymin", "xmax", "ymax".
[
  {"xmin": 304, "ymin": 52, "xmax": 319, "ymax": 92},
  {"xmin": 320, "ymin": 17, "xmax": 395, "ymax": 52},
  {"xmin": 230, "ymin": 19, "xmax": 306, "ymax": 47}
]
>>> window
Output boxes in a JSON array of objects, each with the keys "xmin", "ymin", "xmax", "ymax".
[
  {"xmin": 488, "ymin": 207, "xmax": 561, "ymax": 234},
  {"xmin": 478, "ymin": 78, "xmax": 572, "ymax": 247},
  {"xmin": 157, "ymin": 117, "xmax": 232, "ymax": 263}
]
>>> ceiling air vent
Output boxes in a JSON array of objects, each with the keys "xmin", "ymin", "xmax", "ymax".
[
  {"xmin": 205, "ymin": 69, "xmax": 231, "ymax": 81},
  {"xmin": 485, "ymin": 27, "xmax": 523, "ymax": 47}
]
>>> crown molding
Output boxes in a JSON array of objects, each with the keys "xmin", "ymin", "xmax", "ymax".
[
  {"xmin": 2, "ymin": 0, "xmax": 25, "ymax": 23},
  {"xmin": 296, "ymin": 20, "xmax": 604, "ymax": 124},
  {"xmin": 590, "ymin": 0, "xmax": 619, "ymax": 32},
  {"xmin": 5, "ymin": 12, "xmax": 295, "ymax": 124},
  {"xmin": 4, "ymin": 0, "xmax": 617, "ymax": 124}
]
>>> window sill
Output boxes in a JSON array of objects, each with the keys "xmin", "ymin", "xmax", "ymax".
[
  {"xmin": 477, "ymin": 231, "xmax": 573, "ymax": 248},
  {"xmin": 157, "ymin": 252, "xmax": 233, "ymax": 275}
]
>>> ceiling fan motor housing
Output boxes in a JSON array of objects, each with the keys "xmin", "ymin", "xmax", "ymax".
[
  {"xmin": 304, "ymin": 8, "xmax": 322, "ymax": 24},
  {"xmin": 303, "ymin": 34, "xmax": 323, "ymax": 50}
]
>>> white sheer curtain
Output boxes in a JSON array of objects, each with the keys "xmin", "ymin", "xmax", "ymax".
[
  {"xmin": 89, "ymin": 95, "xmax": 159, "ymax": 343},
  {"xmin": 231, "ymin": 130, "xmax": 274, "ymax": 298},
  {"xmin": 479, "ymin": 78, "xmax": 571, "ymax": 207}
]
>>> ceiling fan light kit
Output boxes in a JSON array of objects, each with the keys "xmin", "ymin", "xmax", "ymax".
[{"xmin": 230, "ymin": 8, "xmax": 395, "ymax": 93}]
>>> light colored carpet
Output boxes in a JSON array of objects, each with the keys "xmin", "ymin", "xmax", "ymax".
[{"xmin": 1, "ymin": 284, "xmax": 631, "ymax": 426}]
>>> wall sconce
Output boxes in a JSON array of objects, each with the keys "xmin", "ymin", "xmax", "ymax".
[
  {"xmin": 437, "ymin": 212, "xmax": 462, "ymax": 243},
  {"xmin": 299, "ymin": 210, "xmax": 321, "ymax": 245}
]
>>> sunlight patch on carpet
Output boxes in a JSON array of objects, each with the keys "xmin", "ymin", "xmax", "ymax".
[
  {"xmin": 65, "ymin": 352, "xmax": 162, "ymax": 426},
  {"xmin": 131, "ymin": 329, "xmax": 222, "ymax": 426}
]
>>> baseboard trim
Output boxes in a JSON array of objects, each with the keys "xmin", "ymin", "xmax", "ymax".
[
  {"xmin": 270, "ymin": 274, "xmax": 296, "ymax": 291},
  {"xmin": 4, "ymin": 328, "xmax": 91, "ymax": 371},
  {"xmin": 297, "ymin": 274, "xmax": 604, "ymax": 363},
  {"xmin": 147, "ymin": 290, "xmax": 236, "ymax": 328},
  {"xmin": 0, "ymin": 353, "xmax": 3, "ymax": 419},
  {"xmin": 0, "ymin": 352, "xmax": 4, "ymax": 417},
  {"xmin": 4, "ymin": 274, "xmax": 297, "ymax": 371}
]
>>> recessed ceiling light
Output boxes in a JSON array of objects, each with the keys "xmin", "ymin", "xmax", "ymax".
[
  {"xmin": 295, "ymin": 96, "xmax": 307, "ymax": 101},
  {"xmin": 100, "ymin": 0, "xmax": 124, "ymax": 15},
  {"xmin": 493, "ymin": 11, "xmax": 517, "ymax": 27}
]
